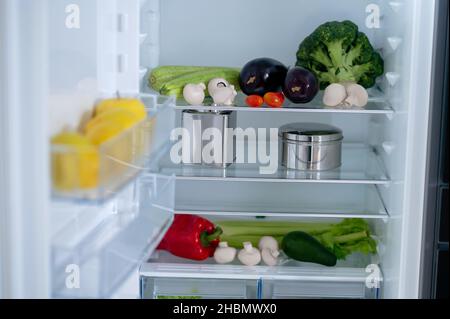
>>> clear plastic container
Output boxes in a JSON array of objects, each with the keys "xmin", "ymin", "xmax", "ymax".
[
  {"xmin": 51, "ymin": 94, "xmax": 175, "ymax": 203},
  {"xmin": 51, "ymin": 118, "xmax": 155, "ymax": 202}
]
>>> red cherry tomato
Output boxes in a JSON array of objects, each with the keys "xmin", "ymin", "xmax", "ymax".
[
  {"xmin": 246, "ymin": 95, "xmax": 264, "ymax": 107},
  {"xmin": 264, "ymin": 92, "xmax": 285, "ymax": 108}
]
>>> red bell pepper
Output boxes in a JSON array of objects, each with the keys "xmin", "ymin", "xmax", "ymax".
[{"xmin": 157, "ymin": 214, "xmax": 222, "ymax": 261}]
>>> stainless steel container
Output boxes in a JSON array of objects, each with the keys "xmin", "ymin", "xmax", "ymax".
[
  {"xmin": 181, "ymin": 110, "xmax": 236, "ymax": 168},
  {"xmin": 280, "ymin": 123, "xmax": 343, "ymax": 171}
]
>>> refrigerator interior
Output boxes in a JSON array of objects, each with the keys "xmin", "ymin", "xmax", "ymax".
[{"xmin": 38, "ymin": 0, "xmax": 438, "ymax": 299}]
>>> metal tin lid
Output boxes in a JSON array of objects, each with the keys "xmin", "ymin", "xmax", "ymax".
[
  {"xmin": 183, "ymin": 110, "xmax": 233, "ymax": 116},
  {"xmin": 279, "ymin": 123, "xmax": 343, "ymax": 142}
]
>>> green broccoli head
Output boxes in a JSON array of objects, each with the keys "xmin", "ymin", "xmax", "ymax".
[
  {"xmin": 296, "ymin": 21, "xmax": 384, "ymax": 89},
  {"xmin": 357, "ymin": 51, "xmax": 384, "ymax": 88}
]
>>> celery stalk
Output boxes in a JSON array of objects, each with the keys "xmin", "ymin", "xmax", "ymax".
[{"xmin": 217, "ymin": 221, "xmax": 334, "ymax": 238}]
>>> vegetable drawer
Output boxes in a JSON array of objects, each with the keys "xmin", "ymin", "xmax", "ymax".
[
  {"xmin": 265, "ymin": 280, "xmax": 377, "ymax": 299},
  {"xmin": 141, "ymin": 277, "xmax": 257, "ymax": 299}
]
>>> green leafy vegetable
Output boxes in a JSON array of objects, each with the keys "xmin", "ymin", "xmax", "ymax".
[
  {"xmin": 218, "ymin": 218, "xmax": 378, "ymax": 260},
  {"xmin": 296, "ymin": 20, "xmax": 384, "ymax": 89}
]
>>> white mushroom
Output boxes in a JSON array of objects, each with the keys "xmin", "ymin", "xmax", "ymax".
[
  {"xmin": 238, "ymin": 242, "xmax": 261, "ymax": 266},
  {"xmin": 323, "ymin": 83, "xmax": 347, "ymax": 107},
  {"xmin": 183, "ymin": 83, "xmax": 206, "ymax": 106},
  {"xmin": 344, "ymin": 83, "xmax": 369, "ymax": 107},
  {"xmin": 214, "ymin": 242, "xmax": 237, "ymax": 264},
  {"xmin": 208, "ymin": 78, "xmax": 230, "ymax": 96},
  {"xmin": 211, "ymin": 85, "xmax": 237, "ymax": 106},
  {"xmin": 258, "ymin": 236, "xmax": 279, "ymax": 251},
  {"xmin": 261, "ymin": 248, "xmax": 280, "ymax": 266}
]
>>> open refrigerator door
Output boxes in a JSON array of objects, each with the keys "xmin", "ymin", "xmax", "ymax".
[
  {"xmin": 45, "ymin": 0, "xmax": 177, "ymax": 298},
  {"xmin": 0, "ymin": 0, "xmax": 440, "ymax": 299},
  {"xmin": 1, "ymin": 0, "xmax": 177, "ymax": 299}
]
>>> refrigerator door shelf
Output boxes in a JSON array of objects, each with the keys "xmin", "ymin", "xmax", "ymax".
[
  {"xmin": 51, "ymin": 94, "xmax": 175, "ymax": 204},
  {"xmin": 51, "ymin": 173, "xmax": 175, "ymax": 299},
  {"xmin": 153, "ymin": 143, "xmax": 390, "ymax": 185},
  {"xmin": 140, "ymin": 252, "xmax": 381, "ymax": 299},
  {"xmin": 172, "ymin": 91, "xmax": 394, "ymax": 115}
]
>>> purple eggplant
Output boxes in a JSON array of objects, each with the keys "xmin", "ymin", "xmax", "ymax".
[
  {"xmin": 283, "ymin": 67, "xmax": 319, "ymax": 104},
  {"xmin": 239, "ymin": 58, "xmax": 288, "ymax": 96}
]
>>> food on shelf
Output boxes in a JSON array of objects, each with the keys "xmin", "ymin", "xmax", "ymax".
[
  {"xmin": 150, "ymin": 66, "xmax": 240, "ymax": 99},
  {"xmin": 84, "ymin": 108, "xmax": 142, "ymax": 133},
  {"xmin": 261, "ymin": 247, "xmax": 280, "ymax": 266},
  {"xmin": 51, "ymin": 97, "xmax": 149, "ymax": 194},
  {"xmin": 258, "ymin": 236, "xmax": 279, "ymax": 251},
  {"xmin": 239, "ymin": 58, "xmax": 288, "ymax": 97},
  {"xmin": 343, "ymin": 83, "xmax": 369, "ymax": 107},
  {"xmin": 213, "ymin": 242, "xmax": 237, "ymax": 264},
  {"xmin": 259, "ymin": 237, "xmax": 280, "ymax": 266},
  {"xmin": 85, "ymin": 98, "xmax": 147, "ymax": 145},
  {"xmin": 183, "ymin": 83, "xmax": 206, "ymax": 106},
  {"xmin": 282, "ymin": 231, "xmax": 337, "ymax": 267},
  {"xmin": 85, "ymin": 120, "xmax": 132, "ymax": 146},
  {"xmin": 237, "ymin": 242, "xmax": 262, "ymax": 266},
  {"xmin": 217, "ymin": 235, "xmax": 283, "ymax": 250},
  {"xmin": 157, "ymin": 215, "xmax": 222, "ymax": 261},
  {"xmin": 150, "ymin": 66, "xmax": 219, "ymax": 91},
  {"xmin": 323, "ymin": 82, "xmax": 369, "ymax": 107},
  {"xmin": 323, "ymin": 83, "xmax": 348, "ymax": 107},
  {"xmin": 264, "ymin": 92, "xmax": 285, "ymax": 108},
  {"xmin": 208, "ymin": 78, "xmax": 238, "ymax": 106},
  {"xmin": 207, "ymin": 78, "xmax": 231, "ymax": 97},
  {"xmin": 85, "ymin": 115, "xmax": 140, "ymax": 146},
  {"xmin": 51, "ymin": 132, "xmax": 99, "ymax": 190},
  {"xmin": 211, "ymin": 86, "xmax": 238, "ymax": 106},
  {"xmin": 296, "ymin": 20, "xmax": 384, "ymax": 89},
  {"xmin": 282, "ymin": 67, "xmax": 319, "ymax": 104},
  {"xmin": 245, "ymin": 95, "xmax": 264, "ymax": 108},
  {"xmin": 218, "ymin": 218, "xmax": 377, "ymax": 261},
  {"xmin": 95, "ymin": 98, "xmax": 147, "ymax": 120}
]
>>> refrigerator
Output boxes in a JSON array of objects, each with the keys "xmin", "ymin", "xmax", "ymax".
[{"xmin": 0, "ymin": 0, "xmax": 446, "ymax": 299}]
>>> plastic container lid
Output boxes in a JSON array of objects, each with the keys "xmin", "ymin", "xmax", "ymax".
[{"xmin": 279, "ymin": 123, "xmax": 343, "ymax": 143}]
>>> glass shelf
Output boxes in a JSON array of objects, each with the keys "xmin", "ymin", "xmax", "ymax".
[
  {"xmin": 175, "ymin": 184, "xmax": 389, "ymax": 219},
  {"xmin": 152, "ymin": 144, "xmax": 390, "ymax": 185},
  {"xmin": 173, "ymin": 90, "xmax": 394, "ymax": 115}
]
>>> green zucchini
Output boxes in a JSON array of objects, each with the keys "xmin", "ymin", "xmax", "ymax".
[
  {"xmin": 160, "ymin": 68, "xmax": 241, "ymax": 99},
  {"xmin": 149, "ymin": 66, "xmax": 241, "ymax": 94},
  {"xmin": 282, "ymin": 231, "xmax": 337, "ymax": 267},
  {"xmin": 150, "ymin": 66, "xmax": 217, "ymax": 91}
]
